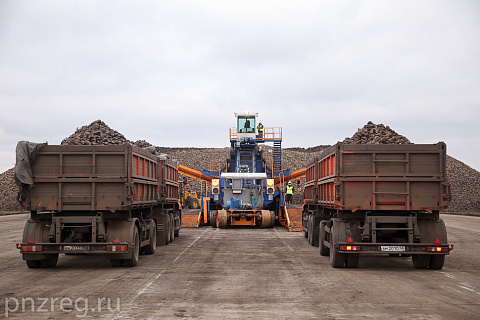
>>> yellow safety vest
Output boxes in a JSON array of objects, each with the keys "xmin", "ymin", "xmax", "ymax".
[{"xmin": 286, "ymin": 185, "xmax": 294, "ymax": 195}]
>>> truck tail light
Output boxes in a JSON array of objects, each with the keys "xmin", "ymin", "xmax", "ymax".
[
  {"xmin": 427, "ymin": 247, "xmax": 448, "ymax": 252},
  {"xmin": 340, "ymin": 245, "xmax": 360, "ymax": 251},
  {"xmin": 21, "ymin": 245, "xmax": 43, "ymax": 252},
  {"xmin": 107, "ymin": 245, "xmax": 127, "ymax": 252}
]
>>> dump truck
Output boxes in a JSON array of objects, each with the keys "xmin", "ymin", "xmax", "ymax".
[
  {"xmin": 15, "ymin": 142, "xmax": 181, "ymax": 268},
  {"xmin": 303, "ymin": 142, "xmax": 453, "ymax": 269}
]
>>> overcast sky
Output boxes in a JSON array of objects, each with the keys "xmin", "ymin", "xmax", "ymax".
[{"xmin": 1, "ymin": 0, "xmax": 479, "ymax": 173}]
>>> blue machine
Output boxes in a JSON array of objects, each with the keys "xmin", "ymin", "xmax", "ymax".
[{"xmin": 203, "ymin": 112, "xmax": 290, "ymax": 228}]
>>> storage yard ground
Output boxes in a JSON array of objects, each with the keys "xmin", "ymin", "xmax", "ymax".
[{"xmin": 1, "ymin": 213, "xmax": 479, "ymax": 319}]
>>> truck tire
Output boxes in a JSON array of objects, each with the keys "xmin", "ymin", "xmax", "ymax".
[
  {"xmin": 312, "ymin": 217, "xmax": 319, "ymax": 248},
  {"xmin": 319, "ymin": 221, "xmax": 330, "ymax": 257},
  {"xmin": 41, "ymin": 254, "xmax": 59, "ymax": 268},
  {"xmin": 415, "ymin": 218, "xmax": 448, "ymax": 269},
  {"xmin": 429, "ymin": 255, "xmax": 445, "ymax": 270},
  {"xmin": 26, "ymin": 260, "xmax": 41, "ymax": 268},
  {"xmin": 330, "ymin": 222, "xmax": 346, "ymax": 268},
  {"xmin": 174, "ymin": 212, "xmax": 180, "ymax": 238},
  {"xmin": 303, "ymin": 213, "xmax": 308, "ymax": 238},
  {"xmin": 110, "ymin": 259, "xmax": 123, "ymax": 267},
  {"xmin": 169, "ymin": 213, "xmax": 175, "ymax": 242},
  {"xmin": 166, "ymin": 214, "xmax": 172, "ymax": 244},
  {"xmin": 412, "ymin": 254, "xmax": 430, "ymax": 269},
  {"xmin": 124, "ymin": 226, "xmax": 140, "ymax": 267},
  {"xmin": 217, "ymin": 210, "xmax": 228, "ymax": 228},
  {"xmin": 345, "ymin": 254, "xmax": 359, "ymax": 268},
  {"xmin": 156, "ymin": 214, "xmax": 168, "ymax": 246},
  {"xmin": 143, "ymin": 223, "xmax": 156, "ymax": 255},
  {"xmin": 23, "ymin": 220, "xmax": 58, "ymax": 268},
  {"xmin": 307, "ymin": 216, "xmax": 313, "ymax": 245}
]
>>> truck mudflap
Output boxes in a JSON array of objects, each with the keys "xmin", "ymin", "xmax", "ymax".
[{"xmin": 336, "ymin": 242, "xmax": 454, "ymax": 255}]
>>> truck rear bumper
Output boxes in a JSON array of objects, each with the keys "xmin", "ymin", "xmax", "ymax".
[
  {"xmin": 17, "ymin": 242, "xmax": 131, "ymax": 257},
  {"xmin": 337, "ymin": 242, "xmax": 453, "ymax": 255}
]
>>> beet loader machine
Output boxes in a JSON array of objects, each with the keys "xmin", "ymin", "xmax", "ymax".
[{"xmin": 179, "ymin": 112, "xmax": 305, "ymax": 229}]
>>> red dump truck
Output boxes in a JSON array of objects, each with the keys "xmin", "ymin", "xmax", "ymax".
[
  {"xmin": 15, "ymin": 143, "xmax": 181, "ymax": 268},
  {"xmin": 303, "ymin": 142, "xmax": 453, "ymax": 269}
]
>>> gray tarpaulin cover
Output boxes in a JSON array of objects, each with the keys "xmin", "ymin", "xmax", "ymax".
[{"xmin": 14, "ymin": 141, "xmax": 47, "ymax": 188}]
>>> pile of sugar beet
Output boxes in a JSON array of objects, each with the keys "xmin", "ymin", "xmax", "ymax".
[{"xmin": 1, "ymin": 120, "xmax": 478, "ymax": 213}]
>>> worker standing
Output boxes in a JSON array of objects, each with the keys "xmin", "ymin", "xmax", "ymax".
[
  {"xmin": 257, "ymin": 122, "xmax": 264, "ymax": 138},
  {"xmin": 285, "ymin": 181, "xmax": 294, "ymax": 205}
]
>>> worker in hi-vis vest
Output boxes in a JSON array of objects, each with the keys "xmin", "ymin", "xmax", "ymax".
[
  {"xmin": 257, "ymin": 122, "xmax": 264, "ymax": 138},
  {"xmin": 285, "ymin": 181, "xmax": 294, "ymax": 205}
]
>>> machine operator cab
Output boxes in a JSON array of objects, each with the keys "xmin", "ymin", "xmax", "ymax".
[{"xmin": 236, "ymin": 112, "xmax": 258, "ymax": 141}]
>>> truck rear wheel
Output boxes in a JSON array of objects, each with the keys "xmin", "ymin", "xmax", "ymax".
[
  {"xmin": 156, "ymin": 214, "xmax": 168, "ymax": 246},
  {"xmin": 166, "ymin": 214, "xmax": 172, "ymax": 243},
  {"xmin": 319, "ymin": 221, "xmax": 330, "ymax": 256},
  {"xmin": 41, "ymin": 254, "xmax": 59, "ymax": 268},
  {"xmin": 174, "ymin": 213, "xmax": 180, "ymax": 238},
  {"xmin": 412, "ymin": 254, "xmax": 430, "ymax": 269},
  {"xmin": 303, "ymin": 213, "xmax": 308, "ymax": 238},
  {"xmin": 429, "ymin": 255, "xmax": 445, "ymax": 270},
  {"xmin": 124, "ymin": 226, "xmax": 140, "ymax": 267},
  {"xmin": 330, "ymin": 222, "xmax": 346, "ymax": 268},
  {"xmin": 307, "ymin": 216, "xmax": 313, "ymax": 245},
  {"xmin": 312, "ymin": 217, "xmax": 319, "ymax": 247},
  {"xmin": 345, "ymin": 254, "xmax": 359, "ymax": 268},
  {"xmin": 143, "ymin": 223, "xmax": 156, "ymax": 255},
  {"xmin": 26, "ymin": 260, "xmax": 41, "ymax": 268},
  {"xmin": 110, "ymin": 259, "xmax": 123, "ymax": 267},
  {"xmin": 169, "ymin": 213, "xmax": 175, "ymax": 242}
]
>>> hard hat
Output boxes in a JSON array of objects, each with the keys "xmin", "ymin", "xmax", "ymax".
[{"xmin": 288, "ymin": 181, "xmax": 292, "ymax": 185}]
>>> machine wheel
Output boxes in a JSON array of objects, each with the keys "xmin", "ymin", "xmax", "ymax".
[
  {"xmin": 124, "ymin": 226, "xmax": 140, "ymax": 267},
  {"xmin": 217, "ymin": 210, "xmax": 228, "ymax": 228},
  {"xmin": 345, "ymin": 254, "xmax": 359, "ymax": 268},
  {"xmin": 330, "ymin": 222, "xmax": 346, "ymax": 268},
  {"xmin": 157, "ymin": 214, "xmax": 168, "ymax": 246},
  {"xmin": 143, "ymin": 223, "xmax": 156, "ymax": 255},
  {"xmin": 412, "ymin": 254, "xmax": 430, "ymax": 269},
  {"xmin": 191, "ymin": 198, "xmax": 200, "ymax": 209},
  {"xmin": 429, "ymin": 255, "xmax": 445, "ymax": 270},
  {"xmin": 26, "ymin": 260, "xmax": 41, "ymax": 268},
  {"xmin": 210, "ymin": 211, "xmax": 217, "ymax": 227},
  {"xmin": 169, "ymin": 213, "xmax": 175, "ymax": 242},
  {"xmin": 261, "ymin": 210, "xmax": 272, "ymax": 228},
  {"xmin": 270, "ymin": 210, "xmax": 276, "ymax": 227},
  {"xmin": 319, "ymin": 221, "xmax": 330, "ymax": 256}
]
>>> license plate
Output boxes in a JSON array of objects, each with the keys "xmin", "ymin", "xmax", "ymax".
[
  {"xmin": 381, "ymin": 246, "xmax": 405, "ymax": 252},
  {"xmin": 63, "ymin": 245, "xmax": 89, "ymax": 251}
]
